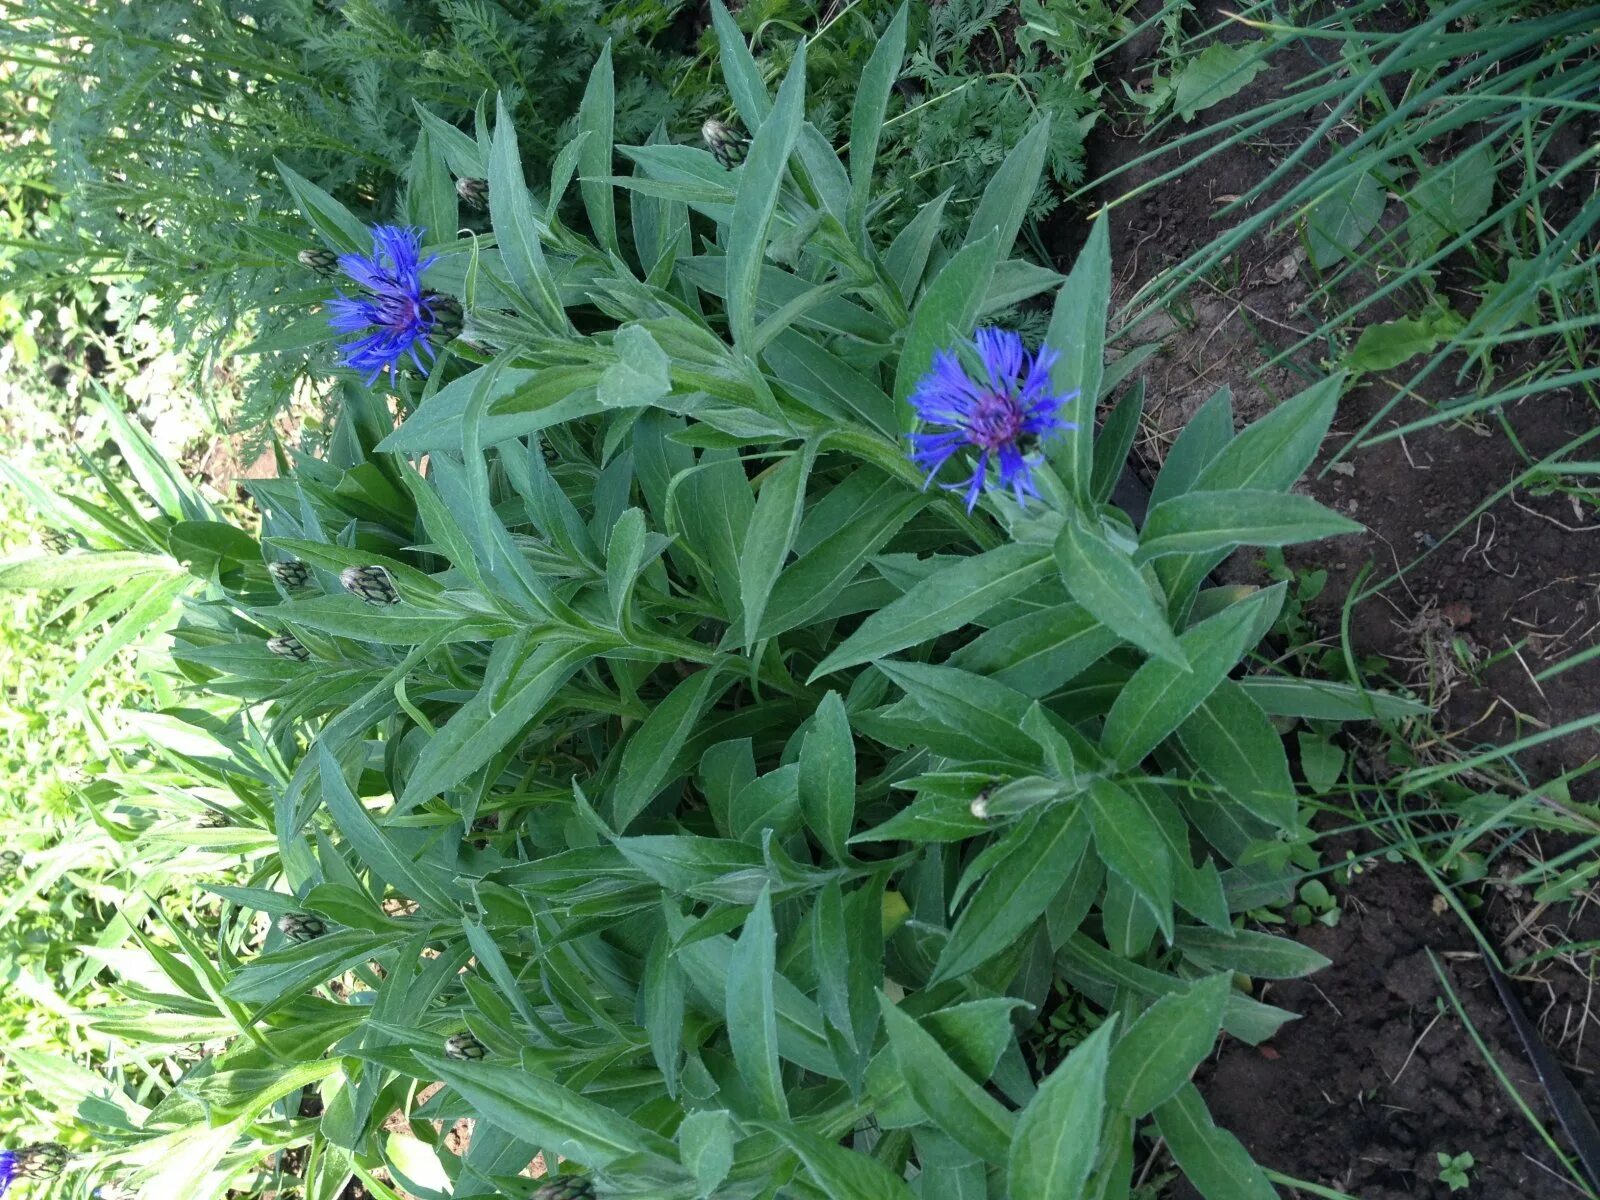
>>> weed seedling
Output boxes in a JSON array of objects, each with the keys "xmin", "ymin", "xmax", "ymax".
[{"xmin": 1437, "ymin": 1150, "xmax": 1474, "ymax": 1192}]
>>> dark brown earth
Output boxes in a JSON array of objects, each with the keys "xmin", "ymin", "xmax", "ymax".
[{"xmin": 1050, "ymin": 2, "xmax": 1600, "ymax": 1196}]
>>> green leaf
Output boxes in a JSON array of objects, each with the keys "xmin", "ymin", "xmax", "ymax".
[
  {"xmin": 935, "ymin": 803, "xmax": 1089, "ymax": 982},
  {"xmin": 1106, "ymin": 975, "xmax": 1231, "ymax": 1117},
  {"xmin": 1084, "ymin": 778, "xmax": 1172, "ymax": 940},
  {"xmin": 1174, "ymin": 925, "xmax": 1332, "ymax": 979},
  {"xmin": 489, "ymin": 94, "xmax": 563, "ymax": 327},
  {"xmin": 1101, "ymin": 584, "xmax": 1286, "ymax": 769},
  {"xmin": 402, "ymin": 638, "xmax": 590, "ymax": 806},
  {"xmin": 1406, "ymin": 144, "xmax": 1496, "ymax": 252},
  {"xmin": 223, "ymin": 928, "xmax": 403, "ymax": 1006},
  {"xmin": 1056, "ymin": 511, "xmax": 1188, "ymax": 670},
  {"xmin": 876, "ymin": 660, "xmax": 1041, "ymax": 766},
  {"xmin": 848, "ymin": 4, "xmax": 909, "ymax": 237},
  {"xmin": 1192, "ymin": 375, "xmax": 1342, "ymax": 495},
  {"xmin": 1045, "ymin": 214, "xmax": 1110, "ymax": 501},
  {"xmin": 600, "ymin": 324, "xmax": 672, "ymax": 409},
  {"xmin": 884, "ymin": 188, "xmax": 951, "ymax": 302},
  {"xmin": 276, "ymin": 160, "xmax": 369, "ymax": 253},
  {"xmin": 0, "ymin": 551, "xmax": 174, "ymax": 591},
  {"xmin": 577, "ymin": 42, "xmax": 618, "ymax": 255},
  {"xmin": 1237, "ymin": 676, "xmax": 1427, "ymax": 721},
  {"xmin": 1172, "ymin": 43, "xmax": 1267, "ymax": 122},
  {"xmin": 614, "ymin": 668, "xmax": 726, "ymax": 830},
  {"xmin": 1137, "ymin": 490, "xmax": 1362, "ymax": 561},
  {"xmin": 799, "ymin": 691, "xmax": 855, "ymax": 863},
  {"xmin": 1307, "ymin": 169, "xmax": 1385, "ymax": 269},
  {"xmin": 1092, "ymin": 379, "xmax": 1145, "ymax": 503},
  {"xmin": 739, "ymin": 443, "xmax": 816, "ymax": 647},
  {"xmin": 1148, "ymin": 385, "xmax": 1233, "ymax": 509},
  {"xmin": 815, "ymin": 543, "xmax": 1053, "ymax": 677},
  {"xmin": 893, "ymin": 231, "xmax": 1000, "ymax": 429},
  {"xmin": 728, "ymin": 43, "xmax": 806, "ymax": 353},
  {"xmin": 762, "ymin": 1122, "xmax": 917, "ymax": 1200},
  {"xmin": 605, "ymin": 507, "xmax": 648, "ymax": 629},
  {"xmin": 1345, "ymin": 305, "xmax": 1465, "ymax": 373},
  {"xmin": 1154, "ymin": 1083, "xmax": 1277, "ymax": 1200},
  {"xmin": 1008, "ymin": 1017, "xmax": 1116, "ymax": 1200},
  {"xmin": 1177, "ymin": 680, "xmax": 1297, "ymax": 831},
  {"xmin": 726, "ymin": 888, "xmax": 787, "ymax": 1118},
  {"xmin": 949, "ymin": 602, "xmax": 1120, "ymax": 698},
  {"xmin": 964, "ymin": 116, "xmax": 1052, "ymax": 261},
  {"xmin": 678, "ymin": 1110, "xmax": 734, "ymax": 1198},
  {"xmin": 428, "ymin": 1057, "xmax": 679, "ymax": 1171},
  {"xmin": 709, "ymin": 0, "xmax": 772, "ymax": 129},
  {"xmin": 878, "ymin": 996, "xmax": 1016, "ymax": 1164}
]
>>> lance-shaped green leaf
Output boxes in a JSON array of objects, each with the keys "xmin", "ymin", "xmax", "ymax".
[
  {"xmin": 577, "ymin": 42, "xmax": 617, "ymax": 255},
  {"xmin": 933, "ymin": 803, "xmax": 1089, "ymax": 983},
  {"xmin": 489, "ymin": 94, "xmax": 563, "ymax": 327},
  {"xmin": 1045, "ymin": 214, "xmax": 1109, "ymax": 502},
  {"xmin": 728, "ymin": 43, "xmax": 806, "ymax": 353},
  {"xmin": 1008, "ymin": 1017, "xmax": 1116, "ymax": 1200},
  {"xmin": 1101, "ymin": 584, "xmax": 1286, "ymax": 769},
  {"xmin": 614, "ymin": 668, "xmax": 727, "ymax": 830},
  {"xmin": 1106, "ymin": 975, "xmax": 1231, "ymax": 1117},
  {"xmin": 1176, "ymin": 680, "xmax": 1297, "ymax": 831},
  {"xmin": 1055, "ymin": 511, "xmax": 1188, "ymax": 671},
  {"xmin": 709, "ymin": 0, "xmax": 771, "ymax": 129},
  {"xmin": 799, "ymin": 691, "xmax": 855, "ymax": 863},
  {"xmin": 1084, "ymin": 778, "xmax": 1171, "ymax": 939},
  {"xmin": 760, "ymin": 1121, "xmax": 916, "ymax": 1200},
  {"xmin": 223, "ymin": 928, "xmax": 405, "ymax": 1007},
  {"xmin": 813, "ymin": 542, "xmax": 1053, "ymax": 677},
  {"xmin": 1154, "ymin": 1084, "xmax": 1278, "ymax": 1200},
  {"xmin": 739, "ymin": 441, "xmax": 815, "ymax": 647},
  {"xmin": 428, "ymin": 1057, "xmax": 681, "ymax": 1171},
  {"xmin": 893, "ymin": 230, "xmax": 1000, "ymax": 426},
  {"xmin": 726, "ymin": 888, "xmax": 787, "ymax": 1118},
  {"xmin": 847, "ymin": 4, "xmax": 909, "ymax": 237},
  {"xmin": 878, "ymin": 995, "xmax": 1016, "ymax": 1164},
  {"xmin": 1136, "ymin": 490, "xmax": 1362, "ymax": 562},
  {"xmin": 963, "ymin": 115, "xmax": 1052, "ymax": 260}
]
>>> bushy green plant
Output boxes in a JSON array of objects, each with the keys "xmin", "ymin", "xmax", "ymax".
[{"xmin": 2, "ymin": 9, "xmax": 1432, "ymax": 1198}]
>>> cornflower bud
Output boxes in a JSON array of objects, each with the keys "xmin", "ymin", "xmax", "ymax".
[
  {"xmin": 277, "ymin": 912, "xmax": 326, "ymax": 943},
  {"xmin": 533, "ymin": 1176, "xmax": 597, "ymax": 1200},
  {"xmin": 340, "ymin": 565, "xmax": 399, "ymax": 605},
  {"xmin": 298, "ymin": 247, "xmax": 339, "ymax": 274},
  {"xmin": 38, "ymin": 528, "xmax": 72, "ymax": 555},
  {"xmin": 427, "ymin": 294, "xmax": 463, "ymax": 344},
  {"xmin": 266, "ymin": 634, "xmax": 311, "ymax": 662},
  {"xmin": 455, "ymin": 177, "xmax": 488, "ymax": 209},
  {"xmin": 701, "ymin": 118, "xmax": 749, "ymax": 169},
  {"xmin": 194, "ymin": 810, "xmax": 229, "ymax": 829},
  {"xmin": 267, "ymin": 559, "xmax": 312, "ymax": 591},
  {"xmin": 11, "ymin": 1142, "xmax": 70, "ymax": 1179},
  {"xmin": 443, "ymin": 1032, "xmax": 487, "ymax": 1061}
]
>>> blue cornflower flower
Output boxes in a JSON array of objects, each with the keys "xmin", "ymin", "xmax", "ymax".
[
  {"xmin": 326, "ymin": 225, "xmax": 447, "ymax": 386},
  {"xmin": 907, "ymin": 327, "xmax": 1077, "ymax": 512},
  {"xmin": 0, "ymin": 1149, "xmax": 14, "ymax": 1197}
]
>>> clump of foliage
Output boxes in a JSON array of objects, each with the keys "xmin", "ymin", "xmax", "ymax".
[{"xmin": 2, "ymin": 6, "xmax": 1426, "ymax": 1197}]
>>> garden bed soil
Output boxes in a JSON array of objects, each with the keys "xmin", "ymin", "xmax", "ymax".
[{"xmin": 1059, "ymin": 4, "xmax": 1600, "ymax": 1195}]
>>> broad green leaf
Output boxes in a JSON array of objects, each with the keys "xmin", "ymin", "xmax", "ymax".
[
  {"xmin": 799, "ymin": 691, "xmax": 855, "ymax": 863},
  {"xmin": 1154, "ymin": 1084, "xmax": 1277, "ymax": 1200},
  {"xmin": 600, "ymin": 324, "xmax": 672, "ymax": 409},
  {"xmin": 402, "ymin": 638, "xmax": 590, "ymax": 806},
  {"xmin": 1045, "ymin": 214, "xmax": 1109, "ymax": 501},
  {"xmin": 1174, "ymin": 925, "xmax": 1332, "ymax": 979},
  {"xmin": 1008, "ymin": 1018, "xmax": 1116, "ymax": 1200},
  {"xmin": 1106, "ymin": 975, "xmax": 1231, "ymax": 1116},
  {"xmin": 1101, "ymin": 584, "xmax": 1286, "ymax": 769},
  {"xmin": 814, "ymin": 543, "xmax": 1052, "ymax": 677},
  {"xmin": 762, "ymin": 1122, "xmax": 916, "ymax": 1200},
  {"xmin": 876, "ymin": 660, "xmax": 1041, "ymax": 766},
  {"xmin": 1192, "ymin": 375, "xmax": 1342, "ymax": 496},
  {"xmin": 728, "ymin": 43, "xmax": 806, "ymax": 352},
  {"xmin": 964, "ymin": 115, "xmax": 1052, "ymax": 260},
  {"xmin": 614, "ymin": 668, "xmax": 726, "ymax": 830},
  {"xmin": 1406, "ymin": 143, "xmax": 1496, "ymax": 253},
  {"xmin": 1136, "ymin": 490, "xmax": 1361, "ymax": 561},
  {"xmin": 893, "ymin": 231, "xmax": 1000, "ymax": 427},
  {"xmin": 428, "ymin": 1058, "xmax": 679, "ymax": 1171},
  {"xmin": 1092, "ymin": 378, "xmax": 1145, "ymax": 504},
  {"xmin": 739, "ymin": 442, "xmax": 815, "ymax": 647},
  {"xmin": 223, "ymin": 928, "xmax": 404, "ymax": 1006},
  {"xmin": 1173, "ymin": 43, "xmax": 1267, "ymax": 122},
  {"xmin": 884, "ymin": 188, "xmax": 951, "ymax": 302},
  {"xmin": 577, "ymin": 42, "xmax": 618, "ymax": 255},
  {"xmin": 726, "ymin": 888, "xmax": 787, "ymax": 1118},
  {"xmin": 848, "ymin": 4, "xmax": 909, "ymax": 237},
  {"xmin": 1176, "ymin": 680, "xmax": 1296, "ymax": 830},
  {"xmin": 489, "ymin": 94, "xmax": 563, "ymax": 327},
  {"xmin": 1056, "ymin": 512, "xmax": 1188, "ymax": 670},
  {"xmin": 678, "ymin": 1110, "xmax": 734, "ymax": 1198},
  {"xmin": 1308, "ymin": 169, "xmax": 1384, "ymax": 269},
  {"xmin": 878, "ymin": 996, "xmax": 1016, "ymax": 1164},
  {"xmin": 934, "ymin": 803, "xmax": 1089, "ymax": 982},
  {"xmin": 1345, "ymin": 304, "xmax": 1465, "ymax": 373},
  {"xmin": 605, "ymin": 507, "xmax": 648, "ymax": 629},
  {"xmin": 0, "ymin": 551, "xmax": 174, "ymax": 591},
  {"xmin": 1084, "ymin": 778, "xmax": 1172, "ymax": 939}
]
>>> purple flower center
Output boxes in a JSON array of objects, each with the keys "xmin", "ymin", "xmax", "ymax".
[{"xmin": 967, "ymin": 390, "xmax": 1030, "ymax": 451}]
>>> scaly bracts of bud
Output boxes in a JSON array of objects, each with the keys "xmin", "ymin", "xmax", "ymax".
[
  {"xmin": 277, "ymin": 912, "xmax": 327, "ymax": 943},
  {"xmin": 266, "ymin": 634, "xmax": 310, "ymax": 662},
  {"xmin": 444, "ymin": 1032, "xmax": 487, "ymax": 1061},
  {"xmin": 298, "ymin": 247, "xmax": 339, "ymax": 274},
  {"xmin": 455, "ymin": 177, "xmax": 488, "ymax": 209},
  {"xmin": 701, "ymin": 118, "xmax": 749, "ymax": 169},
  {"xmin": 340, "ymin": 565, "xmax": 399, "ymax": 605},
  {"xmin": 268, "ymin": 559, "xmax": 312, "ymax": 590}
]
